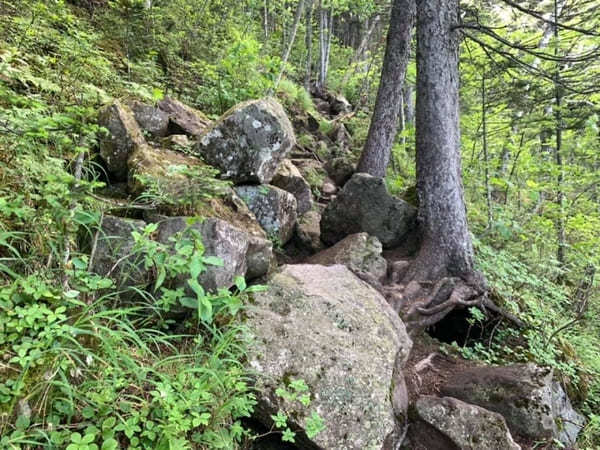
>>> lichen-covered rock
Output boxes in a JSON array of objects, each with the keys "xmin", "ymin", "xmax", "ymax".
[
  {"xmin": 235, "ymin": 185, "xmax": 297, "ymax": 245},
  {"xmin": 156, "ymin": 217, "xmax": 249, "ymax": 292},
  {"xmin": 441, "ymin": 363, "xmax": 585, "ymax": 446},
  {"xmin": 129, "ymin": 100, "xmax": 170, "ymax": 138},
  {"xmin": 158, "ymin": 96, "xmax": 211, "ymax": 136},
  {"xmin": 271, "ymin": 159, "xmax": 313, "ymax": 215},
  {"xmin": 406, "ymin": 396, "xmax": 521, "ymax": 450},
  {"xmin": 98, "ymin": 100, "xmax": 147, "ymax": 181},
  {"xmin": 127, "ymin": 143, "xmax": 203, "ymax": 197},
  {"xmin": 194, "ymin": 98, "xmax": 296, "ymax": 184},
  {"xmin": 246, "ymin": 264, "xmax": 412, "ymax": 450},
  {"xmin": 296, "ymin": 209, "xmax": 323, "ymax": 252},
  {"xmin": 90, "ymin": 215, "xmax": 148, "ymax": 290},
  {"xmin": 321, "ymin": 173, "xmax": 417, "ymax": 248},
  {"xmin": 325, "ymin": 157, "xmax": 355, "ymax": 187},
  {"xmin": 308, "ymin": 233, "xmax": 387, "ymax": 282}
]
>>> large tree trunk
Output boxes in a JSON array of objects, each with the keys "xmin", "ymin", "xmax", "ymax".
[
  {"xmin": 404, "ymin": 0, "xmax": 474, "ymax": 282},
  {"xmin": 356, "ymin": 0, "xmax": 416, "ymax": 177}
]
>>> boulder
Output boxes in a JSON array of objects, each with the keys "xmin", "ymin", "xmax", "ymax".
[
  {"xmin": 324, "ymin": 157, "xmax": 355, "ymax": 187},
  {"xmin": 246, "ymin": 264, "xmax": 412, "ymax": 450},
  {"xmin": 405, "ymin": 396, "xmax": 521, "ymax": 450},
  {"xmin": 161, "ymin": 134, "xmax": 192, "ymax": 150},
  {"xmin": 441, "ymin": 363, "xmax": 585, "ymax": 446},
  {"xmin": 295, "ymin": 209, "xmax": 323, "ymax": 252},
  {"xmin": 307, "ymin": 233, "xmax": 387, "ymax": 282},
  {"xmin": 194, "ymin": 98, "xmax": 296, "ymax": 184},
  {"xmin": 271, "ymin": 159, "xmax": 313, "ymax": 215},
  {"xmin": 321, "ymin": 173, "xmax": 417, "ymax": 248},
  {"xmin": 90, "ymin": 215, "xmax": 148, "ymax": 290},
  {"xmin": 291, "ymin": 158, "xmax": 327, "ymax": 194},
  {"xmin": 127, "ymin": 143, "xmax": 203, "ymax": 197},
  {"xmin": 329, "ymin": 93, "xmax": 352, "ymax": 116},
  {"xmin": 235, "ymin": 185, "xmax": 297, "ymax": 245},
  {"xmin": 129, "ymin": 100, "xmax": 170, "ymax": 138},
  {"xmin": 98, "ymin": 100, "xmax": 147, "ymax": 181},
  {"xmin": 158, "ymin": 96, "xmax": 211, "ymax": 136},
  {"xmin": 156, "ymin": 217, "xmax": 249, "ymax": 293},
  {"xmin": 245, "ymin": 234, "xmax": 273, "ymax": 280}
]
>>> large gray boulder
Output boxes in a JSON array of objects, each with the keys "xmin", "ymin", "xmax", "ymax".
[
  {"xmin": 235, "ymin": 185, "xmax": 297, "ymax": 245},
  {"xmin": 194, "ymin": 98, "xmax": 296, "ymax": 184},
  {"xmin": 246, "ymin": 264, "xmax": 412, "ymax": 450},
  {"xmin": 405, "ymin": 396, "xmax": 521, "ymax": 450},
  {"xmin": 271, "ymin": 159, "xmax": 313, "ymax": 215},
  {"xmin": 98, "ymin": 100, "xmax": 147, "ymax": 181},
  {"xmin": 158, "ymin": 96, "xmax": 211, "ymax": 136},
  {"xmin": 129, "ymin": 100, "xmax": 170, "ymax": 138},
  {"xmin": 307, "ymin": 232, "xmax": 387, "ymax": 282},
  {"xmin": 90, "ymin": 215, "xmax": 148, "ymax": 290},
  {"xmin": 321, "ymin": 173, "xmax": 417, "ymax": 248},
  {"xmin": 156, "ymin": 217, "xmax": 249, "ymax": 293},
  {"xmin": 441, "ymin": 363, "xmax": 585, "ymax": 447}
]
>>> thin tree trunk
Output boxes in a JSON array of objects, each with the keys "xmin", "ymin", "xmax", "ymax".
[
  {"xmin": 341, "ymin": 14, "xmax": 381, "ymax": 87},
  {"xmin": 554, "ymin": 0, "xmax": 566, "ymax": 276},
  {"xmin": 304, "ymin": 0, "xmax": 314, "ymax": 90},
  {"xmin": 263, "ymin": 0, "xmax": 269, "ymax": 40},
  {"xmin": 357, "ymin": 0, "xmax": 416, "ymax": 177},
  {"xmin": 404, "ymin": 0, "xmax": 474, "ymax": 281},
  {"xmin": 482, "ymin": 75, "xmax": 493, "ymax": 229},
  {"xmin": 273, "ymin": 0, "xmax": 305, "ymax": 92},
  {"xmin": 318, "ymin": 1, "xmax": 326, "ymax": 91},
  {"xmin": 324, "ymin": 6, "xmax": 333, "ymax": 83}
]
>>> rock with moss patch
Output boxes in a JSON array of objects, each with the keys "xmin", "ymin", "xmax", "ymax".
[
  {"xmin": 98, "ymin": 100, "xmax": 147, "ymax": 181},
  {"xmin": 158, "ymin": 96, "xmax": 211, "ymax": 136},
  {"xmin": 127, "ymin": 143, "xmax": 204, "ymax": 197},
  {"xmin": 194, "ymin": 98, "xmax": 296, "ymax": 184},
  {"xmin": 321, "ymin": 173, "xmax": 417, "ymax": 248},
  {"xmin": 161, "ymin": 134, "xmax": 192, "ymax": 150},
  {"xmin": 129, "ymin": 100, "xmax": 170, "ymax": 138},
  {"xmin": 246, "ymin": 264, "xmax": 412, "ymax": 450},
  {"xmin": 325, "ymin": 157, "xmax": 355, "ymax": 187},
  {"xmin": 441, "ymin": 363, "xmax": 585, "ymax": 446},
  {"xmin": 308, "ymin": 232, "xmax": 387, "ymax": 282},
  {"xmin": 405, "ymin": 396, "xmax": 521, "ymax": 450},
  {"xmin": 235, "ymin": 185, "xmax": 297, "ymax": 245},
  {"xmin": 296, "ymin": 209, "xmax": 323, "ymax": 252},
  {"xmin": 271, "ymin": 159, "xmax": 313, "ymax": 215},
  {"xmin": 90, "ymin": 215, "xmax": 148, "ymax": 290}
]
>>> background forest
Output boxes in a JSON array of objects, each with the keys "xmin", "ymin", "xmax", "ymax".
[{"xmin": 0, "ymin": 0, "xmax": 599, "ymax": 448}]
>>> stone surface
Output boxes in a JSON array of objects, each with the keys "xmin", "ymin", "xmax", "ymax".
[
  {"xmin": 292, "ymin": 158, "xmax": 327, "ymax": 194},
  {"xmin": 127, "ymin": 143, "xmax": 203, "ymax": 197},
  {"xmin": 235, "ymin": 185, "xmax": 297, "ymax": 245},
  {"xmin": 324, "ymin": 157, "xmax": 355, "ymax": 187},
  {"xmin": 441, "ymin": 363, "xmax": 585, "ymax": 446},
  {"xmin": 161, "ymin": 134, "xmax": 192, "ymax": 150},
  {"xmin": 158, "ymin": 96, "xmax": 211, "ymax": 136},
  {"xmin": 406, "ymin": 396, "xmax": 521, "ymax": 450},
  {"xmin": 194, "ymin": 98, "xmax": 296, "ymax": 184},
  {"xmin": 308, "ymin": 233, "xmax": 387, "ymax": 282},
  {"xmin": 270, "ymin": 159, "xmax": 313, "ymax": 215},
  {"xmin": 90, "ymin": 215, "xmax": 148, "ymax": 290},
  {"xmin": 321, "ymin": 173, "xmax": 417, "ymax": 248},
  {"xmin": 129, "ymin": 100, "xmax": 170, "ymax": 138},
  {"xmin": 245, "ymin": 234, "xmax": 273, "ymax": 280},
  {"xmin": 246, "ymin": 264, "xmax": 412, "ymax": 450},
  {"xmin": 295, "ymin": 209, "xmax": 323, "ymax": 252},
  {"xmin": 156, "ymin": 217, "xmax": 249, "ymax": 293},
  {"xmin": 98, "ymin": 100, "xmax": 147, "ymax": 181}
]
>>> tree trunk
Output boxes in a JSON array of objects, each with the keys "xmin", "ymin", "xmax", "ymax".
[
  {"xmin": 404, "ymin": 0, "xmax": 474, "ymax": 281},
  {"xmin": 356, "ymin": 0, "xmax": 416, "ymax": 177},
  {"xmin": 318, "ymin": 1, "xmax": 326, "ymax": 90},
  {"xmin": 304, "ymin": 0, "xmax": 314, "ymax": 90},
  {"xmin": 341, "ymin": 14, "xmax": 381, "ymax": 87},
  {"xmin": 273, "ymin": 0, "xmax": 305, "ymax": 92}
]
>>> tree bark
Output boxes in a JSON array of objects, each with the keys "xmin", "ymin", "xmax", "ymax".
[
  {"xmin": 356, "ymin": 0, "xmax": 416, "ymax": 177},
  {"xmin": 404, "ymin": 0, "xmax": 474, "ymax": 281}
]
